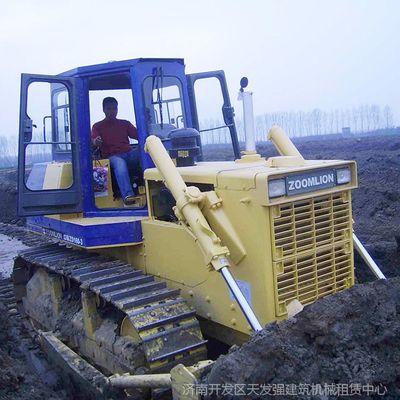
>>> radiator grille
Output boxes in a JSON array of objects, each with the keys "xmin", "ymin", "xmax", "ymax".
[{"xmin": 271, "ymin": 192, "xmax": 354, "ymax": 316}]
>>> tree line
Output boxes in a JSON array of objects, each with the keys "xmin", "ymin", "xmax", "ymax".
[
  {"xmin": 251, "ymin": 104, "xmax": 395, "ymax": 139},
  {"xmin": 200, "ymin": 104, "xmax": 396, "ymax": 144},
  {"xmin": 0, "ymin": 104, "xmax": 397, "ymax": 167}
]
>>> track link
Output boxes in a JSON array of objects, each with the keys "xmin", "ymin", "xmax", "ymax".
[
  {"xmin": 14, "ymin": 243, "xmax": 207, "ymax": 372},
  {"xmin": 0, "ymin": 222, "xmax": 55, "ymax": 247}
]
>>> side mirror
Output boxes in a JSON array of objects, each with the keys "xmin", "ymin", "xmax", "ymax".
[{"xmin": 240, "ymin": 77, "xmax": 249, "ymax": 91}]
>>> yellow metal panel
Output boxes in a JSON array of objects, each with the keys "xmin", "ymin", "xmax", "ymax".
[
  {"xmin": 43, "ymin": 163, "xmax": 73, "ymax": 190},
  {"xmin": 216, "ymin": 167, "xmax": 259, "ymax": 191},
  {"xmin": 47, "ymin": 213, "xmax": 83, "ymax": 220},
  {"xmin": 141, "ymin": 220, "xmax": 207, "ymax": 286},
  {"xmin": 146, "ymin": 159, "xmax": 356, "ymax": 193},
  {"xmin": 145, "ymin": 161, "xmax": 263, "ymax": 186},
  {"xmin": 140, "ymin": 155, "xmax": 358, "ymax": 343},
  {"xmin": 201, "ymin": 191, "xmax": 246, "ymax": 265},
  {"xmin": 141, "ymin": 187, "xmax": 278, "ymax": 337}
]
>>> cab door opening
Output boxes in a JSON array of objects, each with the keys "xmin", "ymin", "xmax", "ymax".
[{"xmin": 88, "ymin": 72, "xmax": 145, "ymax": 210}]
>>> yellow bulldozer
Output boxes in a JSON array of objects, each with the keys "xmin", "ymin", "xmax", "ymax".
[{"xmin": 13, "ymin": 58, "xmax": 383, "ymax": 399}]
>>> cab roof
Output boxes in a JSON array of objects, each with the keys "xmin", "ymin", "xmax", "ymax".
[{"xmin": 59, "ymin": 58, "xmax": 185, "ymax": 78}]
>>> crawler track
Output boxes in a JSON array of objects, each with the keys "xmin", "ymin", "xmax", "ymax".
[
  {"xmin": 0, "ymin": 223, "xmax": 207, "ymax": 399},
  {"xmin": 0, "ymin": 222, "xmax": 55, "ymax": 247},
  {"xmin": 14, "ymin": 244, "xmax": 207, "ymax": 372}
]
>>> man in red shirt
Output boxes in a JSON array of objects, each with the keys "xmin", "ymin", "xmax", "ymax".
[{"xmin": 92, "ymin": 97, "xmax": 140, "ymax": 205}]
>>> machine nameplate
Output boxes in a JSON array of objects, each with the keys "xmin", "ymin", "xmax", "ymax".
[
  {"xmin": 42, "ymin": 227, "xmax": 84, "ymax": 246},
  {"xmin": 286, "ymin": 169, "xmax": 336, "ymax": 196}
]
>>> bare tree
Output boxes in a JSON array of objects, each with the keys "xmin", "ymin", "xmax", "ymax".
[
  {"xmin": 383, "ymin": 105, "xmax": 394, "ymax": 128},
  {"xmin": 352, "ymin": 107, "xmax": 359, "ymax": 133},
  {"xmin": 225, "ymin": 102, "xmax": 396, "ymax": 145},
  {"xmin": 370, "ymin": 104, "xmax": 381, "ymax": 131}
]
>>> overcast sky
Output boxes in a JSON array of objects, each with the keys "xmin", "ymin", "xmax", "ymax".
[{"xmin": 1, "ymin": 0, "xmax": 399, "ymax": 137}]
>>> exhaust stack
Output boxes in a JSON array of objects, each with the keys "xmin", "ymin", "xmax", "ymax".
[{"xmin": 238, "ymin": 77, "xmax": 256, "ymax": 153}]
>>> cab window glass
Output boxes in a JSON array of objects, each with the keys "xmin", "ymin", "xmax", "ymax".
[
  {"xmin": 143, "ymin": 75, "xmax": 185, "ymax": 138},
  {"xmin": 53, "ymin": 88, "xmax": 71, "ymax": 150},
  {"xmin": 24, "ymin": 81, "xmax": 73, "ymax": 191},
  {"xmin": 194, "ymin": 77, "xmax": 234, "ymax": 161}
]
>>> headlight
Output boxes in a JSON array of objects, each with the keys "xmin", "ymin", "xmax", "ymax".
[
  {"xmin": 268, "ymin": 179, "xmax": 286, "ymax": 198},
  {"xmin": 336, "ymin": 167, "xmax": 351, "ymax": 185}
]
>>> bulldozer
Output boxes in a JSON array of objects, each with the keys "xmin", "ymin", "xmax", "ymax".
[{"xmin": 13, "ymin": 58, "xmax": 381, "ymax": 399}]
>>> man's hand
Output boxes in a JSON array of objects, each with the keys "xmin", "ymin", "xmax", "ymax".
[{"xmin": 93, "ymin": 136, "xmax": 103, "ymax": 147}]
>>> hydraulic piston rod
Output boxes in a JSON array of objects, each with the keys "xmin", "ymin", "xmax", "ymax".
[
  {"xmin": 220, "ymin": 267, "xmax": 262, "ymax": 331},
  {"xmin": 353, "ymin": 233, "xmax": 386, "ymax": 280},
  {"xmin": 145, "ymin": 135, "xmax": 263, "ymax": 332},
  {"xmin": 109, "ymin": 374, "xmax": 171, "ymax": 389}
]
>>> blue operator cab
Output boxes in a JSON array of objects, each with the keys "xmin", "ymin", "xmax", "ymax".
[{"xmin": 18, "ymin": 58, "xmax": 240, "ymax": 248}]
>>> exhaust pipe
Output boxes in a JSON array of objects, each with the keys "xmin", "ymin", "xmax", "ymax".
[
  {"xmin": 237, "ymin": 77, "xmax": 256, "ymax": 153},
  {"xmin": 267, "ymin": 126, "xmax": 304, "ymax": 159}
]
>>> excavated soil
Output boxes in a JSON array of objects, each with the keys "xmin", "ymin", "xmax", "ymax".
[
  {"xmin": 205, "ymin": 277, "xmax": 400, "ymax": 399},
  {"xmin": 0, "ymin": 132, "xmax": 399, "ymax": 399}
]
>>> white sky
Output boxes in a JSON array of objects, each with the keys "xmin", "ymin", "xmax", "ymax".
[{"xmin": 0, "ymin": 0, "xmax": 399, "ymax": 137}]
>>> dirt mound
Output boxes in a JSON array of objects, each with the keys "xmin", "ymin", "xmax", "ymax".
[{"xmin": 205, "ymin": 277, "xmax": 400, "ymax": 399}]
